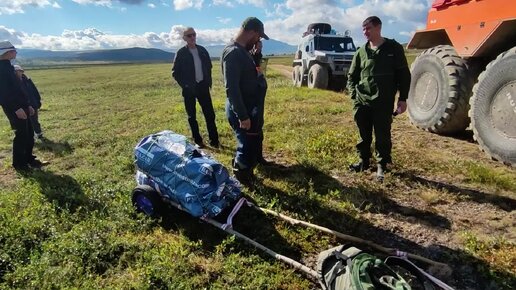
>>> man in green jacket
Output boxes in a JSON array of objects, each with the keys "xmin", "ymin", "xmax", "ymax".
[{"xmin": 346, "ymin": 16, "xmax": 411, "ymax": 181}]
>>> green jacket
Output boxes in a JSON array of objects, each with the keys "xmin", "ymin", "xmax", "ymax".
[{"xmin": 347, "ymin": 38, "xmax": 410, "ymax": 107}]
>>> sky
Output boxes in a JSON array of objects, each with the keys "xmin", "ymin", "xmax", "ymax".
[{"xmin": 0, "ymin": 0, "xmax": 433, "ymax": 51}]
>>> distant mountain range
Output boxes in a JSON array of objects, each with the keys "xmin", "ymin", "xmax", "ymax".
[{"xmin": 16, "ymin": 39, "xmax": 297, "ymax": 64}]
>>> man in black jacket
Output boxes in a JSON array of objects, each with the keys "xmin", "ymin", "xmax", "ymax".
[
  {"xmin": 0, "ymin": 41, "xmax": 43, "ymax": 172},
  {"xmin": 222, "ymin": 17, "xmax": 269, "ymax": 188},
  {"xmin": 172, "ymin": 27, "xmax": 219, "ymax": 148}
]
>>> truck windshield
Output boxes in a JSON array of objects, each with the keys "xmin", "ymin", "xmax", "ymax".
[{"xmin": 314, "ymin": 36, "xmax": 356, "ymax": 52}]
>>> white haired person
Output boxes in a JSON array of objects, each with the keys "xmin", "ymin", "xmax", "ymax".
[
  {"xmin": 0, "ymin": 41, "xmax": 44, "ymax": 172},
  {"xmin": 14, "ymin": 65, "xmax": 44, "ymax": 140}
]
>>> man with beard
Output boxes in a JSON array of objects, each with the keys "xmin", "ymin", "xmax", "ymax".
[
  {"xmin": 347, "ymin": 16, "xmax": 411, "ymax": 182},
  {"xmin": 222, "ymin": 17, "xmax": 269, "ymax": 189}
]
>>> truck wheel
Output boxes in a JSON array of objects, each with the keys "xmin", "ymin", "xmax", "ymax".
[
  {"xmin": 132, "ymin": 185, "xmax": 163, "ymax": 217},
  {"xmin": 470, "ymin": 47, "xmax": 516, "ymax": 166},
  {"xmin": 407, "ymin": 45, "xmax": 472, "ymax": 134},
  {"xmin": 292, "ymin": 66, "xmax": 303, "ymax": 87},
  {"xmin": 307, "ymin": 64, "xmax": 328, "ymax": 89}
]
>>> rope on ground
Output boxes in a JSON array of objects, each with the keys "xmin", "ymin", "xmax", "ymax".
[{"xmin": 254, "ymin": 205, "xmax": 449, "ymax": 269}]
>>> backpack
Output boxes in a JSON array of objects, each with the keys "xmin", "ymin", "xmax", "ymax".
[{"xmin": 317, "ymin": 245, "xmax": 453, "ymax": 290}]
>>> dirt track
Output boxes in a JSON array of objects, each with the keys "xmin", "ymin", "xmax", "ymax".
[{"xmin": 269, "ymin": 64, "xmax": 292, "ymax": 79}]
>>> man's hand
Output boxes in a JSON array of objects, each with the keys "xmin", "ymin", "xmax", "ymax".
[
  {"xmin": 15, "ymin": 108, "xmax": 27, "ymax": 120},
  {"xmin": 28, "ymin": 106, "xmax": 35, "ymax": 116},
  {"xmin": 396, "ymin": 101, "xmax": 407, "ymax": 114},
  {"xmin": 239, "ymin": 118, "xmax": 251, "ymax": 130}
]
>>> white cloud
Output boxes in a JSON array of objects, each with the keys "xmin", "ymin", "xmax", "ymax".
[
  {"xmin": 148, "ymin": 3, "xmax": 155, "ymax": 7},
  {"xmin": 212, "ymin": 0, "xmax": 233, "ymax": 7},
  {"xmin": 216, "ymin": 17, "xmax": 231, "ymax": 24},
  {"xmin": 72, "ymin": 0, "xmax": 146, "ymax": 6},
  {"xmin": 0, "ymin": 0, "xmax": 59, "ymax": 15},
  {"xmin": 173, "ymin": 0, "xmax": 203, "ymax": 10},
  {"xmin": 6, "ymin": 25, "xmax": 237, "ymax": 51},
  {"xmin": 259, "ymin": 0, "xmax": 430, "ymax": 45},
  {"xmin": 0, "ymin": 26, "xmax": 24, "ymax": 45}
]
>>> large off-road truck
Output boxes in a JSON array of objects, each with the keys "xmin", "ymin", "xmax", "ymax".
[
  {"xmin": 292, "ymin": 23, "xmax": 356, "ymax": 90},
  {"xmin": 407, "ymin": 0, "xmax": 516, "ymax": 166}
]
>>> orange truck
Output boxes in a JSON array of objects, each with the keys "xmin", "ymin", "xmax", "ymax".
[{"xmin": 407, "ymin": 0, "xmax": 516, "ymax": 166}]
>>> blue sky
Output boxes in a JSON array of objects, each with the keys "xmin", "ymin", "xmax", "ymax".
[{"xmin": 1, "ymin": 0, "xmax": 432, "ymax": 51}]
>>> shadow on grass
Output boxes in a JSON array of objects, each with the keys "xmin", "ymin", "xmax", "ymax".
[
  {"xmin": 34, "ymin": 137, "xmax": 74, "ymax": 156},
  {"xmin": 158, "ymin": 194, "xmax": 302, "ymax": 262},
  {"xmin": 394, "ymin": 170, "xmax": 516, "ymax": 212},
  {"xmin": 27, "ymin": 169, "xmax": 99, "ymax": 213},
  {"xmin": 259, "ymin": 163, "xmax": 451, "ymax": 229},
  {"xmin": 254, "ymin": 163, "xmax": 514, "ymax": 289}
]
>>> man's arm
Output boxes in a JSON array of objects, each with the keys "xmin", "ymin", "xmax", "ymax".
[
  {"xmin": 171, "ymin": 49, "xmax": 184, "ymax": 87},
  {"xmin": 347, "ymin": 51, "xmax": 361, "ymax": 99},
  {"xmin": 395, "ymin": 43, "xmax": 411, "ymax": 102},
  {"xmin": 223, "ymin": 50, "xmax": 248, "ymax": 121}
]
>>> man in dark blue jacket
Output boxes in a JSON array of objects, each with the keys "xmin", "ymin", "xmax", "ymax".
[
  {"xmin": 0, "ymin": 41, "xmax": 43, "ymax": 172},
  {"xmin": 222, "ymin": 17, "xmax": 269, "ymax": 188},
  {"xmin": 172, "ymin": 27, "xmax": 219, "ymax": 148}
]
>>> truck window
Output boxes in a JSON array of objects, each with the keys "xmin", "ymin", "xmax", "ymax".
[{"xmin": 314, "ymin": 37, "xmax": 356, "ymax": 52}]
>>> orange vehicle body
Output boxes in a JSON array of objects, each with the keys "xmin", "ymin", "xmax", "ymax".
[{"xmin": 408, "ymin": 0, "xmax": 516, "ymax": 57}]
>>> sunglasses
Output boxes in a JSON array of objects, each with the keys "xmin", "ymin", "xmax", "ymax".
[{"xmin": 185, "ymin": 33, "xmax": 197, "ymax": 38}]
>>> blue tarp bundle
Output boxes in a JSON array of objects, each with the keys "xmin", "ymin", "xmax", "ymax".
[{"xmin": 134, "ymin": 131, "xmax": 241, "ymax": 218}]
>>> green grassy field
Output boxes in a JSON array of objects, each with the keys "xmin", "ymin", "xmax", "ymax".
[{"xmin": 0, "ymin": 60, "xmax": 515, "ymax": 289}]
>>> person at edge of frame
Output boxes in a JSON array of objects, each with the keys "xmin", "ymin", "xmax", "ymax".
[
  {"xmin": 0, "ymin": 41, "xmax": 45, "ymax": 172},
  {"xmin": 250, "ymin": 40, "xmax": 271, "ymax": 166},
  {"xmin": 172, "ymin": 27, "xmax": 219, "ymax": 149},
  {"xmin": 346, "ymin": 16, "xmax": 411, "ymax": 182},
  {"xmin": 221, "ymin": 17, "xmax": 269, "ymax": 189}
]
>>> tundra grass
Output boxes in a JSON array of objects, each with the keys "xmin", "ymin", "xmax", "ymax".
[{"xmin": 0, "ymin": 61, "xmax": 514, "ymax": 289}]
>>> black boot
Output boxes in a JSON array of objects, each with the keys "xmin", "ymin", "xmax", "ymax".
[
  {"xmin": 349, "ymin": 160, "xmax": 370, "ymax": 172},
  {"xmin": 232, "ymin": 159, "xmax": 255, "ymax": 190}
]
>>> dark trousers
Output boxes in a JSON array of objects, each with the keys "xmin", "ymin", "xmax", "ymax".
[
  {"xmin": 2, "ymin": 107, "xmax": 35, "ymax": 167},
  {"xmin": 226, "ymin": 101, "xmax": 263, "ymax": 170},
  {"xmin": 30, "ymin": 109, "xmax": 42, "ymax": 135},
  {"xmin": 354, "ymin": 104, "xmax": 392, "ymax": 165},
  {"xmin": 182, "ymin": 81, "xmax": 218, "ymax": 144}
]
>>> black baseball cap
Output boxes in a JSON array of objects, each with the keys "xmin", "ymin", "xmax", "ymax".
[{"xmin": 242, "ymin": 17, "xmax": 269, "ymax": 40}]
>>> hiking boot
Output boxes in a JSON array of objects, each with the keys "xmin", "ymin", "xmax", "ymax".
[
  {"xmin": 376, "ymin": 163, "xmax": 389, "ymax": 182},
  {"xmin": 349, "ymin": 161, "xmax": 370, "ymax": 172},
  {"xmin": 195, "ymin": 141, "xmax": 206, "ymax": 149},
  {"xmin": 233, "ymin": 168, "xmax": 255, "ymax": 190},
  {"xmin": 29, "ymin": 158, "xmax": 48, "ymax": 169}
]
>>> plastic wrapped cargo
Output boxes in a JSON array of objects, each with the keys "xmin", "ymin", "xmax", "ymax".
[{"xmin": 134, "ymin": 131, "xmax": 241, "ymax": 218}]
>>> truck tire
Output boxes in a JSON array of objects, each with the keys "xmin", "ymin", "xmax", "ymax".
[
  {"xmin": 307, "ymin": 64, "xmax": 328, "ymax": 89},
  {"xmin": 407, "ymin": 45, "xmax": 472, "ymax": 134},
  {"xmin": 292, "ymin": 66, "xmax": 302, "ymax": 87},
  {"xmin": 470, "ymin": 47, "xmax": 516, "ymax": 166}
]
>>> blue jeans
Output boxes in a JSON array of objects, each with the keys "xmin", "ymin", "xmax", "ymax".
[{"xmin": 226, "ymin": 101, "xmax": 263, "ymax": 170}]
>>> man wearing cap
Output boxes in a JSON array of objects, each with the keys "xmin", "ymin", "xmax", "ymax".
[
  {"xmin": 0, "ymin": 41, "xmax": 43, "ymax": 172},
  {"xmin": 221, "ymin": 17, "xmax": 269, "ymax": 188},
  {"xmin": 172, "ymin": 27, "xmax": 219, "ymax": 149}
]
